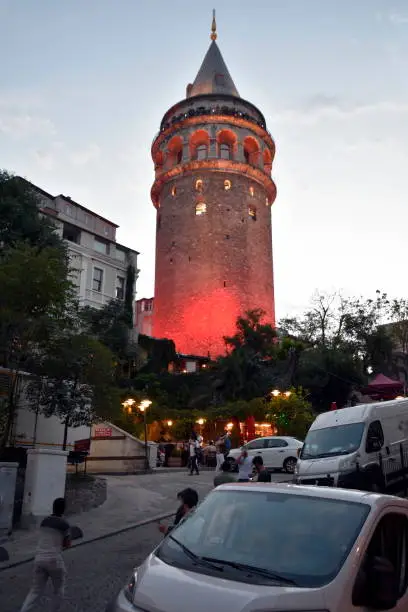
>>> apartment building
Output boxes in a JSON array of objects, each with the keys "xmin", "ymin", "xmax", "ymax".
[{"xmin": 24, "ymin": 179, "xmax": 139, "ymax": 309}]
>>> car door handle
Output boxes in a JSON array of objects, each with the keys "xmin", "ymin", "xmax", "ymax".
[{"xmin": 278, "ymin": 450, "xmax": 284, "ymax": 453}]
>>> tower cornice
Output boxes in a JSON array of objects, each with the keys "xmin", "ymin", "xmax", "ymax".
[
  {"xmin": 151, "ymin": 158, "xmax": 277, "ymax": 208},
  {"xmin": 152, "ymin": 113, "xmax": 275, "ymax": 161}
]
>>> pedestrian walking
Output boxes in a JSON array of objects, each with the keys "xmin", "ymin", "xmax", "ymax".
[
  {"xmin": 215, "ymin": 435, "xmax": 225, "ymax": 471},
  {"xmin": 253, "ymin": 455, "xmax": 271, "ymax": 482},
  {"xmin": 20, "ymin": 497, "xmax": 71, "ymax": 612},
  {"xmin": 236, "ymin": 448, "xmax": 253, "ymax": 482},
  {"xmin": 189, "ymin": 434, "xmax": 200, "ymax": 475},
  {"xmin": 224, "ymin": 431, "xmax": 232, "ymax": 457}
]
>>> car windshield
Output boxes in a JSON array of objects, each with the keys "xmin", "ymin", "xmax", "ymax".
[
  {"xmin": 300, "ymin": 422, "xmax": 365, "ymax": 459},
  {"xmin": 156, "ymin": 489, "xmax": 370, "ymax": 588}
]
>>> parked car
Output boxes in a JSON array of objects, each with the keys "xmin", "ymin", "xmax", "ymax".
[
  {"xmin": 295, "ymin": 398, "xmax": 408, "ymax": 492},
  {"xmin": 226, "ymin": 436, "xmax": 303, "ymax": 473},
  {"xmin": 107, "ymin": 483, "xmax": 408, "ymax": 612}
]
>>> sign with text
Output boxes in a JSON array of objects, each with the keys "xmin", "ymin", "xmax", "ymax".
[{"xmin": 94, "ymin": 427, "xmax": 112, "ymax": 438}]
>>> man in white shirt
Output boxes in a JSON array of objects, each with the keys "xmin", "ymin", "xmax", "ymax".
[
  {"xmin": 236, "ymin": 448, "xmax": 253, "ymax": 482},
  {"xmin": 189, "ymin": 435, "xmax": 200, "ymax": 475},
  {"xmin": 20, "ymin": 497, "xmax": 71, "ymax": 611}
]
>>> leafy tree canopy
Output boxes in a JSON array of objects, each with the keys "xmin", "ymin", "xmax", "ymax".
[{"xmin": 0, "ymin": 170, "xmax": 63, "ymax": 252}]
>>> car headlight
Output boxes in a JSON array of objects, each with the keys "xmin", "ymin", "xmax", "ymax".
[
  {"xmin": 339, "ymin": 456, "xmax": 357, "ymax": 471},
  {"xmin": 124, "ymin": 570, "xmax": 138, "ymax": 603}
]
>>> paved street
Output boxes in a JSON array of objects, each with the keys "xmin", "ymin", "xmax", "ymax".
[
  {"xmin": 1, "ymin": 521, "xmax": 162, "ymax": 611},
  {"xmin": 1, "ymin": 470, "xmax": 290, "ymax": 610}
]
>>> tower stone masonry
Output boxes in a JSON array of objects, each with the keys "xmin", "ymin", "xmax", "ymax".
[{"xmin": 151, "ymin": 17, "xmax": 277, "ymax": 358}]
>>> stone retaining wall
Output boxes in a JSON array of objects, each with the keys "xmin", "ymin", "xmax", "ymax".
[{"xmin": 65, "ymin": 475, "xmax": 107, "ymax": 515}]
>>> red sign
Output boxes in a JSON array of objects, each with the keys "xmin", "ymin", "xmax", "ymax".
[{"xmin": 94, "ymin": 427, "xmax": 112, "ymax": 438}]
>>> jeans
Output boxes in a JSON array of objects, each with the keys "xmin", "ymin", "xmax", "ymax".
[
  {"xmin": 190, "ymin": 455, "xmax": 199, "ymax": 474},
  {"xmin": 20, "ymin": 558, "xmax": 66, "ymax": 612}
]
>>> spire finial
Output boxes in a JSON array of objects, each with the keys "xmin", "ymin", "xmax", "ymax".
[{"xmin": 211, "ymin": 9, "xmax": 217, "ymax": 41}]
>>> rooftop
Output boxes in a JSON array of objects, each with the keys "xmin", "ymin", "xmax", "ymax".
[{"xmin": 187, "ymin": 12, "xmax": 239, "ymax": 99}]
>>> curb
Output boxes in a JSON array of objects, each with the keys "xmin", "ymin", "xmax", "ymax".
[{"xmin": 0, "ymin": 510, "xmax": 175, "ymax": 572}]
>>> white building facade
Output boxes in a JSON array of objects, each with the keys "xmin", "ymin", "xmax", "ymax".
[{"xmin": 25, "ymin": 180, "xmax": 139, "ymax": 309}]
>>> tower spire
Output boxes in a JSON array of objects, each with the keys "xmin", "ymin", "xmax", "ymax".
[{"xmin": 211, "ymin": 9, "xmax": 217, "ymax": 41}]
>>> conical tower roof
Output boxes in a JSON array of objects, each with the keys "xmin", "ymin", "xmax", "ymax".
[{"xmin": 187, "ymin": 13, "xmax": 239, "ymax": 99}]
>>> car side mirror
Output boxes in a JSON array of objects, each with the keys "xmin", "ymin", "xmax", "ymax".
[{"xmin": 366, "ymin": 556, "xmax": 399, "ymax": 610}]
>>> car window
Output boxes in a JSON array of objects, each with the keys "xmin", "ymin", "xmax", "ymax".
[
  {"xmin": 266, "ymin": 438, "xmax": 288, "ymax": 448},
  {"xmin": 353, "ymin": 513, "xmax": 408, "ymax": 605},
  {"xmin": 365, "ymin": 420, "xmax": 384, "ymax": 453},
  {"xmin": 246, "ymin": 439, "xmax": 265, "ymax": 450},
  {"xmin": 157, "ymin": 490, "xmax": 370, "ymax": 588},
  {"xmin": 301, "ymin": 423, "xmax": 365, "ymax": 459}
]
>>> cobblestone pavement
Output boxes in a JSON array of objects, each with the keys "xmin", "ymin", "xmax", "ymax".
[
  {"xmin": 2, "ymin": 470, "xmax": 290, "ymax": 568},
  {"xmin": 1, "ymin": 471, "xmax": 291, "ymax": 610},
  {"xmin": 1, "ymin": 521, "xmax": 163, "ymax": 611}
]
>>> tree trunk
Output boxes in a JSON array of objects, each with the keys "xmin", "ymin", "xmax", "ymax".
[{"xmin": 0, "ymin": 370, "xmax": 20, "ymax": 451}]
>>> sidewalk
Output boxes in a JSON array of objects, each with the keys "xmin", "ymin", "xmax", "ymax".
[{"xmin": 1, "ymin": 470, "xmax": 215, "ymax": 570}]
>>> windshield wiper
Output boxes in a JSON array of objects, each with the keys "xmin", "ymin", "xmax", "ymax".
[
  {"xmin": 201, "ymin": 557, "xmax": 297, "ymax": 585},
  {"xmin": 167, "ymin": 536, "xmax": 223, "ymax": 572}
]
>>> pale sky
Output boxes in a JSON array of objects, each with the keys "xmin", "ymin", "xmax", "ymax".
[{"xmin": 1, "ymin": 0, "xmax": 408, "ymax": 319}]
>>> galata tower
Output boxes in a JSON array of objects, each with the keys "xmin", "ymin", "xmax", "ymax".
[{"xmin": 151, "ymin": 13, "xmax": 277, "ymax": 357}]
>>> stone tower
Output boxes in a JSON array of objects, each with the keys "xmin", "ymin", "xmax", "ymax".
[{"xmin": 151, "ymin": 15, "xmax": 277, "ymax": 357}]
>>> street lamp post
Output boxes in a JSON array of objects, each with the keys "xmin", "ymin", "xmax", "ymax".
[{"xmin": 139, "ymin": 399, "xmax": 152, "ymax": 471}]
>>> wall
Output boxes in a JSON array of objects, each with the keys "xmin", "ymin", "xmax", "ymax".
[
  {"xmin": 4, "ymin": 369, "xmax": 90, "ymax": 450},
  {"xmin": 86, "ymin": 422, "xmax": 156, "ymax": 473},
  {"xmin": 153, "ymin": 170, "xmax": 274, "ymax": 356}
]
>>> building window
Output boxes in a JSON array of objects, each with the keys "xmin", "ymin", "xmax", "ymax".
[
  {"xmin": 94, "ymin": 238, "xmax": 109, "ymax": 255},
  {"xmin": 196, "ymin": 144, "xmax": 208, "ymax": 160},
  {"xmin": 195, "ymin": 179, "xmax": 203, "ymax": 192},
  {"xmin": 84, "ymin": 214, "xmax": 89, "ymax": 225},
  {"xmin": 62, "ymin": 223, "xmax": 81, "ymax": 244},
  {"xmin": 248, "ymin": 205, "xmax": 257, "ymax": 221},
  {"xmin": 195, "ymin": 202, "xmax": 207, "ymax": 216},
  {"xmin": 220, "ymin": 143, "xmax": 231, "ymax": 159},
  {"xmin": 265, "ymin": 197, "xmax": 270, "ymax": 206},
  {"xmin": 171, "ymin": 185, "xmax": 177, "ymax": 197},
  {"xmin": 104, "ymin": 226, "xmax": 110, "ymax": 236},
  {"xmin": 116, "ymin": 249, "xmax": 125, "ymax": 262},
  {"xmin": 116, "ymin": 276, "xmax": 125, "ymax": 300},
  {"xmin": 65, "ymin": 205, "xmax": 72, "ymax": 216},
  {"xmin": 224, "ymin": 179, "xmax": 231, "ymax": 191},
  {"xmin": 93, "ymin": 267, "xmax": 103, "ymax": 292},
  {"xmin": 249, "ymin": 186, "xmax": 255, "ymax": 197}
]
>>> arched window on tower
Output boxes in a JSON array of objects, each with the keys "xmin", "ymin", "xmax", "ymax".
[
  {"xmin": 263, "ymin": 148, "xmax": 272, "ymax": 174},
  {"xmin": 195, "ymin": 179, "xmax": 203, "ymax": 192},
  {"xmin": 195, "ymin": 202, "xmax": 207, "ymax": 216},
  {"xmin": 167, "ymin": 136, "xmax": 184, "ymax": 168},
  {"xmin": 196, "ymin": 145, "xmax": 208, "ymax": 160},
  {"xmin": 190, "ymin": 130, "xmax": 210, "ymax": 161},
  {"xmin": 243, "ymin": 136, "xmax": 260, "ymax": 166},
  {"xmin": 220, "ymin": 143, "xmax": 231, "ymax": 159},
  {"xmin": 248, "ymin": 205, "xmax": 257, "ymax": 221},
  {"xmin": 217, "ymin": 129, "xmax": 237, "ymax": 161}
]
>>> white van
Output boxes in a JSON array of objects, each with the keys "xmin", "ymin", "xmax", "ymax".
[
  {"xmin": 109, "ymin": 484, "xmax": 408, "ymax": 612},
  {"xmin": 294, "ymin": 399, "xmax": 408, "ymax": 492}
]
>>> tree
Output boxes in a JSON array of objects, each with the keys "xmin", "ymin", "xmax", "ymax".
[
  {"xmin": 224, "ymin": 308, "xmax": 277, "ymax": 357},
  {"xmin": 0, "ymin": 170, "xmax": 62, "ymax": 252},
  {"xmin": 0, "ymin": 243, "xmax": 75, "ymax": 449},
  {"xmin": 28, "ymin": 334, "xmax": 118, "ymax": 449},
  {"xmin": 265, "ymin": 390, "xmax": 314, "ymax": 439},
  {"xmin": 80, "ymin": 300, "xmax": 131, "ymax": 359}
]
